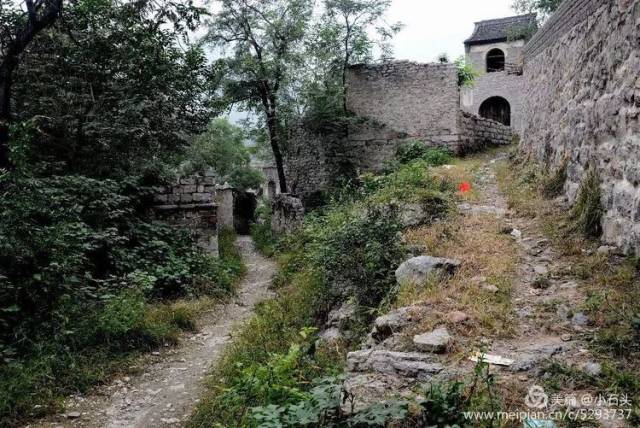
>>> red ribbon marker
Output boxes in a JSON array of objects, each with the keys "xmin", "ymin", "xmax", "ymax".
[{"xmin": 459, "ymin": 182, "xmax": 472, "ymax": 193}]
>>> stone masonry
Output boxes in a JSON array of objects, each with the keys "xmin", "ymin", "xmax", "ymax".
[
  {"xmin": 153, "ymin": 174, "xmax": 219, "ymax": 256},
  {"xmin": 285, "ymin": 61, "xmax": 514, "ymax": 204},
  {"xmin": 346, "ymin": 62, "xmax": 460, "ymax": 146},
  {"xmin": 519, "ymin": 0, "xmax": 640, "ymax": 253}
]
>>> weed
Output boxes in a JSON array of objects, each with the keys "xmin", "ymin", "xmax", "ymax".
[
  {"xmin": 541, "ymin": 159, "xmax": 568, "ymax": 199},
  {"xmin": 570, "ymin": 168, "xmax": 603, "ymax": 238}
]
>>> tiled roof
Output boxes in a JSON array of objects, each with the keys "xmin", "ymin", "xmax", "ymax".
[{"xmin": 464, "ymin": 14, "xmax": 537, "ymax": 45}]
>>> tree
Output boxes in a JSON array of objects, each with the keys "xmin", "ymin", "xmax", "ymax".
[
  {"xmin": 207, "ymin": 0, "xmax": 314, "ymax": 194},
  {"xmin": 10, "ymin": 0, "xmax": 216, "ymax": 178},
  {"xmin": 321, "ymin": 0, "xmax": 401, "ymax": 114},
  {"xmin": 182, "ymin": 118, "xmax": 263, "ymax": 190},
  {"xmin": 0, "ymin": 0, "xmax": 64, "ymax": 169},
  {"xmin": 513, "ymin": 0, "xmax": 563, "ymax": 22}
]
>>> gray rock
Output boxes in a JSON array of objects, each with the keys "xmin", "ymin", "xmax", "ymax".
[
  {"xmin": 342, "ymin": 373, "xmax": 409, "ymax": 413},
  {"xmin": 583, "ymin": 362, "xmax": 602, "ymax": 376},
  {"xmin": 398, "ymin": 203, "xmax": 434, "ymax": 228},
  {"xmin": 413, "ymin": 327, "xmax": 451, "ymax": 353},
  {"xmin": 317, "ymin": 328, "xmax": 343, "ymax": 344},
  {"xmin": 509, "ymin": 344, "xmax": 567, "ymax": 372},
  {"xmin": 347, "ymin": 349, "xmax": 444, "ymax": 381},
  {"xmin": 373, "ymin": 305, "xmax": 428, "ymax": 341},
  {"xmin": 571, "ymin": 312, "xmax": 589, "ymax": 327},
  {"xmin": 64, "ymin": 412, "xmax": 81, "ymax": 419},
  {"xmin": 326, "ymin": 302, "xmax": 357, "ymax": 329},
  {"xmin": 395, "ymin": 256, "xmax": 461, "ymax": 286}
]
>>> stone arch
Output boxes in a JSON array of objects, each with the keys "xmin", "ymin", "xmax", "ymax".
[
  {"xmin": 486, "ymin": 48, "xmax": 505, "ymax": 72},
  {"xmin": 479, "ymin": 96, "xmax": 511, "ymax": 126}
]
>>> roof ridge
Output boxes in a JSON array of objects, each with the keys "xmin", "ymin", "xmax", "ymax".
[{"xmin": 474, "ymin": 13, "xmax": 537, "ymax": 25}]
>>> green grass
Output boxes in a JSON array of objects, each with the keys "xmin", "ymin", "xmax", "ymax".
[{"xmin": 0, "ymin": 229, "xmax": 245, "ymax": 427}]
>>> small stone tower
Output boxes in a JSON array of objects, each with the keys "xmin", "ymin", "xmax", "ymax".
[{"xmin": 460, "ymin": 14, "xmax": 537, "ymax": 133}]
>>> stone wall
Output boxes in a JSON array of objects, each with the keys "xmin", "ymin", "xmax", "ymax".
[
  {"xmin": 153, "ymin": 174, "xmax": 217, "ymax": 205},
  {"xmin": 153, "ymin": 174, "xmax": 219, "ymax": 256},
  {"xmin": 271, "ymin": 194, "xmax": 305, "ymax": 234},
  {"xmin": 520, "ymin": 0, "xmax": 640, "ymax": 253},
  {"xmin": 460, "ymin": 72, "xmax": 526, "ymax": 133},
  {"xmin": 346, "ymin": 62, "xmax": 461, "ymax": 145},
  {"xmin": 457, "ymin": 111, "xmax": 513, "ymax": 155}
]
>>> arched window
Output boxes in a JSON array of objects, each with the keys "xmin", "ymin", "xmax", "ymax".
[
  {"xmin": 486, "ymin": 48, "xmax": 505, "ymax": 72},
  {"xmin": 479, "ymin": 96, "xmax": 511, "ymax": 126}
]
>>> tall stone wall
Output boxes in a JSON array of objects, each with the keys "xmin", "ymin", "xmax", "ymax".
[
  {"xmin": 346, "ymin": 62, "xmax": 461, "ymax": 145},
  {"xmin": 520, "ymin": 0, "xmax": 640, "ymax": 253}
]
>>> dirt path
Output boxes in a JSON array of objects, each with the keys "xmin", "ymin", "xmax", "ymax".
[
  {"xmin": 459, "ymin": 153, "xmax": 628, "ymax": 426},
  {"xmin": 462, "ymin": 154, "xmax": 587, "ymax": 372},
  {"xmin": 29, "ymin": 236, "xmax": 275, "ymax": 428}
]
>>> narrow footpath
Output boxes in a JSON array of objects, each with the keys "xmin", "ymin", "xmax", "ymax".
[{"xmin": 29, "ymin": 236, "xmax": 275, "ymax": 428}]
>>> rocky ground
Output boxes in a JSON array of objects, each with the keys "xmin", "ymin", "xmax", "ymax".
[
  {"xmin": 332, "ymin": 152, "xmax": 628, "ymax": 427},
  {"xmin": 27, "ymin": 236, "xmax": 275, "ymax": 428}
]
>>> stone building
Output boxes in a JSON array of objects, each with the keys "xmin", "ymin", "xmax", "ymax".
[{"xmin": 460, "ymin": 13, "xmax": 537, "ymax": 133}]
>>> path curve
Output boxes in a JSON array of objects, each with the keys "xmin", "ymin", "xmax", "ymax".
[{"xmin": 30, "ymin": 236, "xmax": 275, "ymax": 428}]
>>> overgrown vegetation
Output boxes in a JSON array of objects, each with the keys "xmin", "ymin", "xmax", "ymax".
[
  {"xmin": 189, "ymin": 151, "xmax": 456, "ymax": 427},
  {"xmin": 0, "ymin": 207, "xmax": 244, "ymax": 426},
  {"xmin": 540, "ymin": 158, "xmax": 568, "ymax": 199}
]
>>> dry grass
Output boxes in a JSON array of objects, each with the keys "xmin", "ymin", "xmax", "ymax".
[{"xmin": 400, "ymin": 212, "xmax": 519, "ymax": 340}]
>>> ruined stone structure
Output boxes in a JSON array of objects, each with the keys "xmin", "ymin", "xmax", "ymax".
[
  {"xmin": 153, "ymin": 174, "xmax": 219, "ymax": 256},
  {"xmin": 519, "ymin": 0, "xmax": 640, "ymax": 253},
  {"xmin": 460, "ymin": 14, "xmax": 536, "ymax": 132},
  {"xmin": 285, "ymin": 62, "xmax": 514, "ymax": 203}
]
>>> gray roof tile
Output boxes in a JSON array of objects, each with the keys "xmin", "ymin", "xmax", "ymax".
[{"xmin": 465, "ymin": 14, "xmax": 537, "ymax": 45}]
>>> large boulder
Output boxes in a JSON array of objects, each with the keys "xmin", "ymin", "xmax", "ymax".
[
  {"xmin": 395, "ymin": 256, "xmax": 461, "ymax": 286},
  {"xmin": 347, "ymin": 349, "xmax": 444, "ymax": 381}
]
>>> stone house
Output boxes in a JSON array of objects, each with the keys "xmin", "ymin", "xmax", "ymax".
[{"xmin": 460, "ymin": 13, "xmax": 537, "ymax": 133}]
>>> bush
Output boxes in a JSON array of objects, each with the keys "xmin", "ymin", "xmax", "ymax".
[
  {"xmin": 541, "ymin": 159, "xmax": 568, "ymax": 199},
  {"xmin": 0, "ymin": 174, "xmax": 242, "ymax": 426},
  {"xmin": 395, "ymin": 142, "xmax": 452, "ymax": 166},
  {"xmin": 251, "ymin": 202, "xmax": 279, "ymax": 257}
]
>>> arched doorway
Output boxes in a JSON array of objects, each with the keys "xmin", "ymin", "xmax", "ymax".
[
  {"xmin": 486, "ymin": 48, "xmax": 505, "ymax": 72},
  {"xmin": 479, "ymin": 96, "xmax": 511, "ymax": 126}
]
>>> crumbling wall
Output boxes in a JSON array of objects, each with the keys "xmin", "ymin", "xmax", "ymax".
[
  {"xmin": 520, "ymin": 0, "xmax": 640, "ymax": 252},
  {"xmin": 346, "ymin": 62, "xmax": 461, "ymax": 146},
  {"xmin": 457, "ymin": 111, "xmax": 513, "ymax": 155},
  {"xmin": 153, "ymin": 175, "xmax": 219, "ymax": 256}
]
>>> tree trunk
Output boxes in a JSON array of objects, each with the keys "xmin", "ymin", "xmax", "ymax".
[
  {"xmin": 0, "ymin": 66, "xmax": 11, "ymax": 169},
  {"xmin": 265, "ymin": 111, "xmax": 288, "ymax": 194}
]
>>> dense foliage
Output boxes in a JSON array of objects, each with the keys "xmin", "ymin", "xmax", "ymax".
[{"xmin": 10, "ymin": 0, "xmax": 216, "ymax": 179}]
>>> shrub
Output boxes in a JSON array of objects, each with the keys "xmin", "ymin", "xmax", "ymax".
[
  {"xmin": 395, "ymin": 142, "xmax": 452, "ymax": 166},
  {"xmin": 0, "ymin": 174, "xmax": 242, "ymax": 425},
  {"xmin": 570, "ymin": 168, "xmax": 603, "ymax": 238},
  {"xmin": 251, "ymin": 202, "xmax": 279, "ymax": 257}
]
